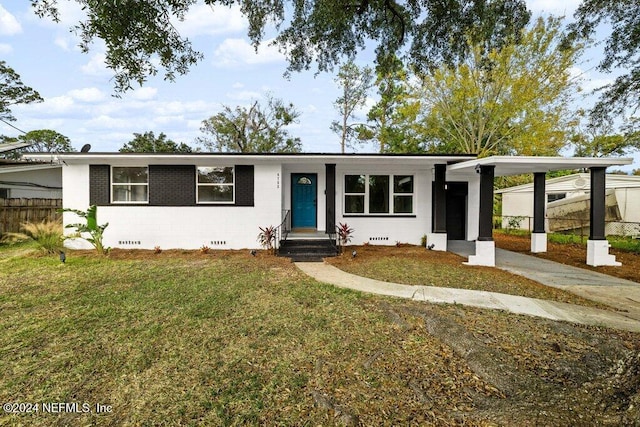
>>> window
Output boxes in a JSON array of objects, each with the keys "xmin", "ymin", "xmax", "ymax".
[
  {"xmin": 197, "ymin": 166, "xmax": 234, "ymax": 203},
  {"xmin": 112, "ymin": 167, "xmax": 148, "ymax": 203},
  {"xmin": 344, "ymin": 174, "xmax": 414, "ymax": 215},
  {"xmin": 393, "ymin": 175, "xmax": 413, "ymax": 213},
  {"xmin": 344, "ymin": 175, "xmax": 365, "ymax": 213},
  {"xmin": 547, "ymin": 193, "xmax": 566, "ymax": 203},
  {"xmin": 0, "ymin": 188, "xmax": 9, "ymax": 199}
]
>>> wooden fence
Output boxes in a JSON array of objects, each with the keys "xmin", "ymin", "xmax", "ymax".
[{"xmin": 0, "ymin": 198, "xmax": 62, "ymax": 235}]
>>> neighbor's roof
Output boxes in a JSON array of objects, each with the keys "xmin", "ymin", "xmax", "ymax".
[
  {"xmin": 447, "ymin": 156, "xmax": 633, "ymax": 177},
  {"xmin": 0, "ymin": 161, "xmax": 63, "ymax": 174},
  {"xmin": 495, "ymin": 172, "xmax": 640, "ymax": 194},
  {"xmin": 0, "ymin": 142, "xmax": 33, "ymax": 153}
]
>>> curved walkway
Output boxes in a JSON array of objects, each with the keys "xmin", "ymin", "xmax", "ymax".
[{"xmin": 295, "ymin": 262, "xmax": 640, "ymax": 333}]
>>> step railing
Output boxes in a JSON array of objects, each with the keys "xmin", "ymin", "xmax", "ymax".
[{"xmin": 274, "ymin": 209, "xmax": 291, "ymax": 252}]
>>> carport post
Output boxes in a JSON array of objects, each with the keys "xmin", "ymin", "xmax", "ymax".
[
  {"xmin": 467, "ymin": 165, "xmax": 495, "ymax": 266},
  {"xmin": 531, "ymin": 172, "xmax": 547, "ymax": 253},
  {"xmin": 587, "ymin": 167, "xmax": 620, "ymax": 266}
]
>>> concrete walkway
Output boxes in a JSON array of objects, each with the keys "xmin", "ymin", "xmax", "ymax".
[{"xmin": 295, "ymin": 259, "xmax": 640, "ymax": 333}]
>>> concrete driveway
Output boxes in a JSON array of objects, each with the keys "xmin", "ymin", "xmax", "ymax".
[{"xmin": 448, "ymin": 240, "xmax": 640, "ymax": 322}]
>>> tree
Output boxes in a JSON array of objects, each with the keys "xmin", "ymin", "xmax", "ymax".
[
  {"xmin": 0, "ymin": 61, "xmax": 43, "ymax": 122},
  {"xmin": 360, "ymin": 55, "xmax": 422, "ymax": 153},
  {"xmin": 419, "ymin": 17, "xmax": 582, "ymax": 157},
  {"xmin": 331, "ymin": 61, "xmax": 373, "ymax": 153},
  {"xmin": 569, "ymin": 0, "xmax": 640, "ymax": 121},
  {"xmin": 571, "ymin": 116, "xmax": 640, "ymax": 157},
  {"xmin": 119, "ymin": 131, "xmax": 193, "ymax": 153},
  {"xmin": 32, "ymin": 0, "xmax": 530, "ymax": 92},
  {"xmin": 198, "ymin": 95, "xmax": 301, "ymax": 153},
  {"xmin": 20, "ymin": 129, "xmax": 74, "ymax": 152}
]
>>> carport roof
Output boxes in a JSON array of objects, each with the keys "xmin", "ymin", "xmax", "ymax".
[{"xmin": 446, "ymin": 156, "xmax": 634, "ymax": 177}]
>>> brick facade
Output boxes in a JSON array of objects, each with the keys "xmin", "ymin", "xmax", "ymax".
[{"xmin": 89, "ymin": 164, "xmax": 254, "ymax": 207}]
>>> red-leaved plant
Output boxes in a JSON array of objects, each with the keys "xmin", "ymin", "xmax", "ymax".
[
  {"xmin": 337, "ymin": 222, "xmax": 354, "ymax": 250},
  {"xmin": 257, "ymin": 225, "xmax": 276, "ymax": 252}
]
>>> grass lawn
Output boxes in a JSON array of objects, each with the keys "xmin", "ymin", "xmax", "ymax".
[{"xmin": 1, "ymin": 245, "xmax": 639, "ymax": 425}]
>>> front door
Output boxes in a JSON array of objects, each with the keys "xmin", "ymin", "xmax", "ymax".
[
  {"xmin": 292, "ymin": 173, "xmax": 317, "ymax": 229},
  {"xmin": 446, "ymin": 182, "xmax": 468, "ymax": 240}
]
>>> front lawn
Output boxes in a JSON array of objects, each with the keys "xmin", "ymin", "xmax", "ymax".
[{"xmin": 1, "ymin": 247, "xmax": 639, "ymax": 425}]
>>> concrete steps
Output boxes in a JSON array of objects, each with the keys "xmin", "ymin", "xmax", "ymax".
[{"xmin": 278, "ymin": 239, "xmax": 338, "ymax": 262}]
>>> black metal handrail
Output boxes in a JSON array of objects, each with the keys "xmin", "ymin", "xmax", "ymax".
[{"xmin": 274, "ymin": 209, "xmax": 291, "ymax": 252}]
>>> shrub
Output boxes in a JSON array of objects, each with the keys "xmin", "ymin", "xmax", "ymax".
[
  {"xmin": 337, "ymin": 222, "xmax": 354, "ymax": 248},
  {"xmin": 257, "ymin": 226, "xmax": 276, "ymax": 251},
  {"xmin": 1, "ymin": 220, "xmax": 63, "ymax": 254},
  {"xmin": 62, "ymin": 205, "xmax": 109, "ymax": 255}
]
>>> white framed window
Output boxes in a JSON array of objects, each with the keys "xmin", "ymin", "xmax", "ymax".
[
  {"xmin": 197, "ymin": 166, "xmax": 235, "ymax": 204},
  {"xmin": 344, "ymin": 174, "xmax": 414, "ymax": 215},
  {"xmin": 111, "ymin": 166, "xmax": 148, "ymax": 203}
]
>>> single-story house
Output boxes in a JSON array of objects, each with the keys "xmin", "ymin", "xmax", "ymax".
[
  {"xmin": 497, "ymin": 173, "xmax": 640, "ymax": 236},
  {"xmin": 0, "ymin": 161, "xmax": 63, "ymax": 199},
  {"xmin": 25, "ymin": 152, "xmax": 633, "ymax": 267}
]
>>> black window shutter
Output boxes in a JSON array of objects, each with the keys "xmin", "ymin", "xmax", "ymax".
[
  {"xmin": 89, "ymin": 165, "xmax": 110, "ymax": 205},
  {"xmin": 235, "ymin": 165, "xmax": 254, "ymax": 206}
]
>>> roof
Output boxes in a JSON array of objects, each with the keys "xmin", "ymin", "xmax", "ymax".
[
  {"xmin": 0, "ymin": 162, "xmax": 63, "ymax": 174},
  {"xmin": 0, "ymin": 142, "xmax": 33, "ymax": 153},
  {"xmin": 446, "ymin": 156, "xmax": 633, "ymax": 177},
  {"xmin": 24, "ymin": 153, "xmax": 635, "ymax": 177},
  {"xmin": 496, "ymin": 172, "xmax": 640, "ymax": 194},
  {"xmin": 25, "ymin": 152, "xmax": 477, "ymax": 167}
]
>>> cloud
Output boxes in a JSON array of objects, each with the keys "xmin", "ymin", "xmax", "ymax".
[
  {"xmin": 213, "ymin": 38, "xmax": 285, "ymax": 67},
  {"xmin": 129, "ymin": 87, "xmax": 158, "ymax": 101},
  {"xmin": 69, "ymin": 87, "xmax": 106, "ymax": 103},
  {"xmin": 176, "ymin": 3, "xmax": 246, "ymax": 37},
  {"xmin": 570, "ymin": 66, "xmax": 614, "ymax": 93},
  {"xmin": 0, "ymin": 5, "xmax": 22, "ymax": 35},
  {"xmin": 81, "ymin": 53, "xmax": 110, "ymax": 76},
  {"xmin": 0, "ymin": 43, "xmax": 12, "ymax": 54},
  {"xmin": 527, "ymin": 0, "xmax": 581, "ymax": 16},
  {"xmin": 29, "ymin": 1, "xmax": 87, "ymax": 27}
]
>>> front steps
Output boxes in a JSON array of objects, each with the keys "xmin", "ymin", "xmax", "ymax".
[{"xmin": 278, "ymin": 239, "xmax": 338, "ymax": 262}]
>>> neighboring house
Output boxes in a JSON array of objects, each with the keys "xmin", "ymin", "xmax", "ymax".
[
  {"xmin": 0, "ymin": 162, "xmax": 63, "ymax": 199},
  {"xmin": 25, "ymin": 153, "xmax": 632, "ymax": 267},
  {"xmin": 497, "ymin": 173, "xmax": 640, "ymax": 235}
]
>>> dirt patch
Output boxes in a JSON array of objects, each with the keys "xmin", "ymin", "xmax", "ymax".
[{"xmin": 494, "ymin": 233, "xmax": 640, "ymax": 283}]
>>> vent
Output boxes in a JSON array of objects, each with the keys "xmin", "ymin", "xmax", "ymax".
[
  {"xmin": 369, "ymin": 237, "xmax": 390, "ymax": 241},
  {"xmin": 209, "ymin": 240, "xmax": 227, "ymax": 246},
  {"xmin": 118, "ymin": 240, "xmax": 142, "ymax": 245},
  {"xmin": 573, "ymin": 177, "xmax": 587, "ymax": 189}
]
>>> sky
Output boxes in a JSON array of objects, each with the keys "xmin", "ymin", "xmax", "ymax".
[{"xmin": 0, "ymin": 0, "xmax": 632, "ymax": 168}]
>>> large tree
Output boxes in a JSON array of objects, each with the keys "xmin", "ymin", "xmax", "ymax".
[
  {"xmin": 331, "ymin": 61, "xmax": 373, "ymax": 153},
  {"xmin": 419, "ymin": 17, "xmax": 582, "ymax": 157},
  {"xmin": 360, "ymin": 55, "xmax": 422, "ymax": 153},
  {"xmin": 120, "ymin": 131, "xmax": 193, "ymax": 153},
  {"xmin": 198, "ymin": 95, "xmax": 301, "ymax": 153},
  {"xmin": 32, "ymin": 0, "xmax": 530, "ymax": 92},
  {"xmin": 18, "ymin": 129, "xmax": 75, "ymax": 152},
  {"xmin": 0, "ymin": 61, "xmax": 43, "ymax": 122},
  {"xmin": 569, "ymin": 0, "xmax": 640, "ymax": 121}
]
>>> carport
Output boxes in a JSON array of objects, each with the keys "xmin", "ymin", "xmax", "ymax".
[{"xmin": 446, "ymin": 156, "xmax": 634, "ymax": 267}]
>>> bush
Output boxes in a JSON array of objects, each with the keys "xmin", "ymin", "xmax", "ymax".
[{"xmin": 1, "ymin": 220, "xmax": 63, "ymax": 254}]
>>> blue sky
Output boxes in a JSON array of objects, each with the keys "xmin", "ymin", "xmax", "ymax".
[{"xmin": 0, "ymin": 0, "xmax": 630, "ymax": 164}]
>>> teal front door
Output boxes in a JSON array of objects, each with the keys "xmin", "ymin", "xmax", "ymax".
[{"xmin": 292, "ymin": 173, "xmax": 317, "ymax": 229}]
